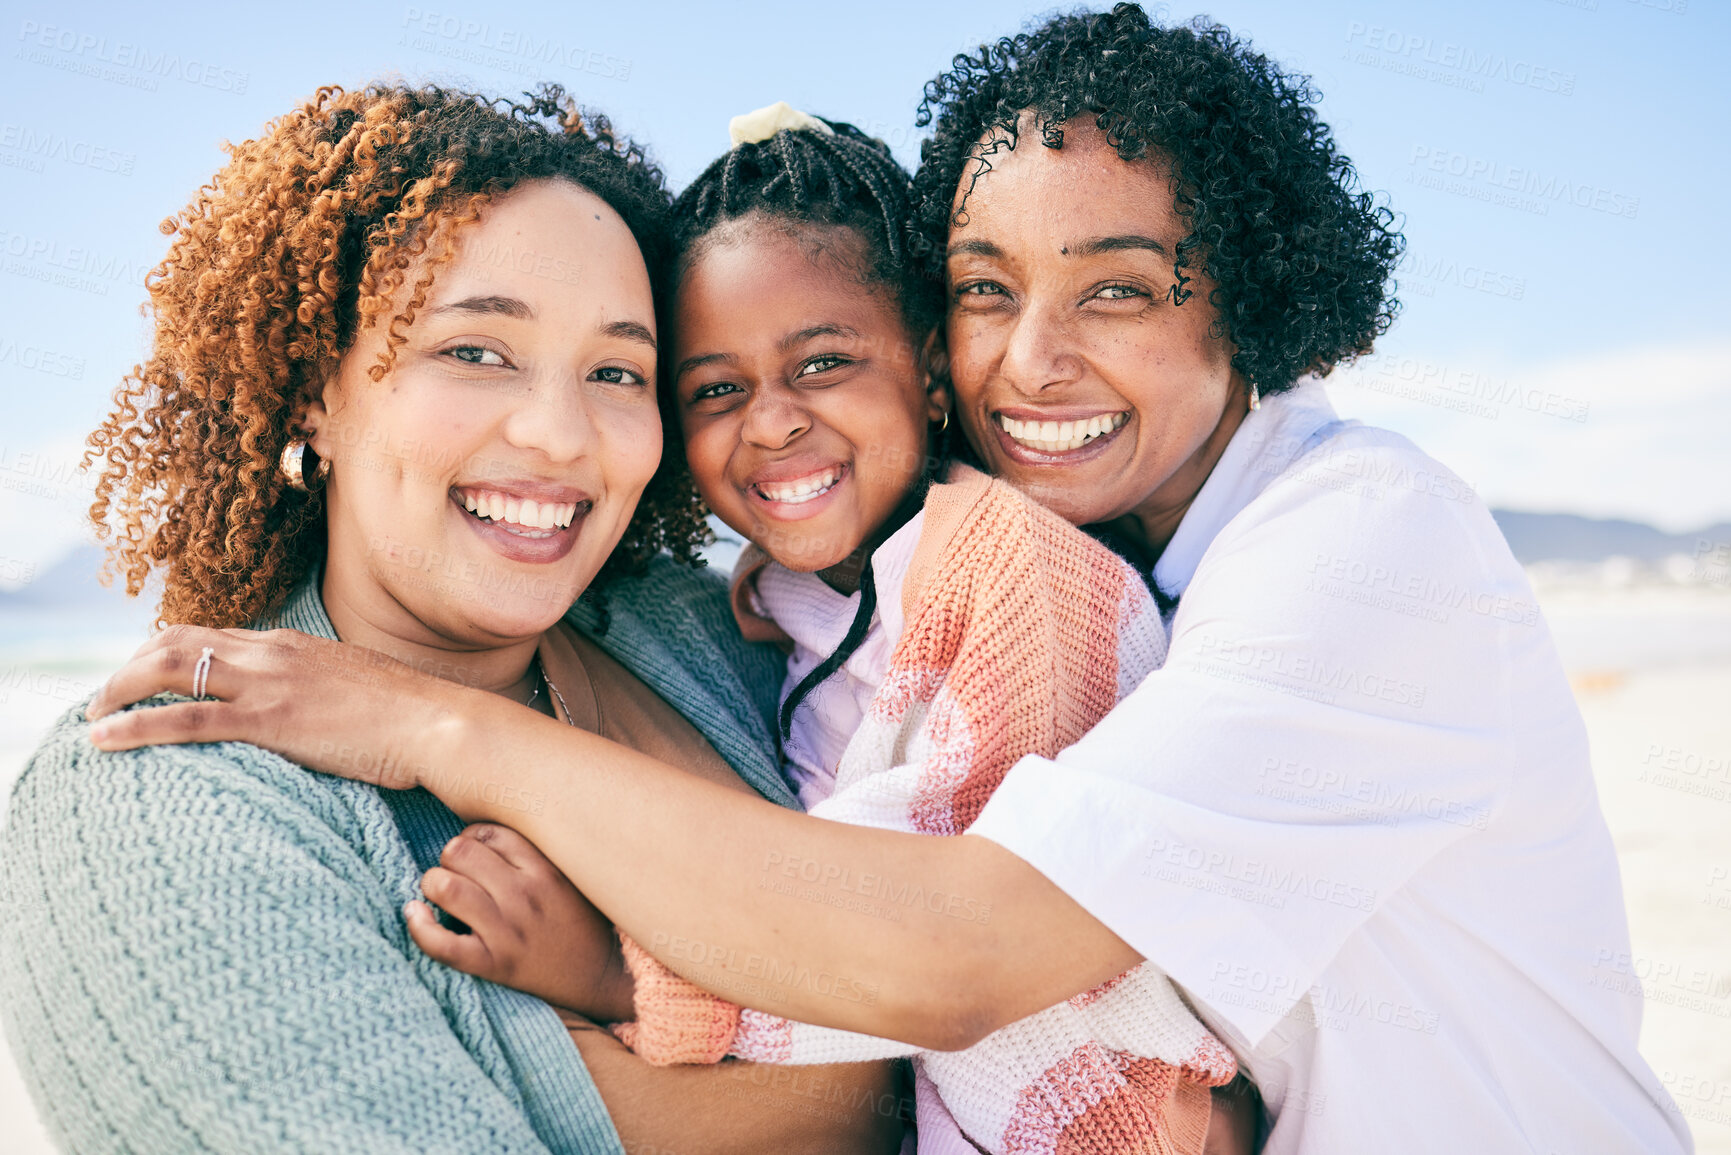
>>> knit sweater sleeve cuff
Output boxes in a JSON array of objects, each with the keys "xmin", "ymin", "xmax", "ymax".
[{"xmin": 609, "ymin": 933, "xmax": 742, "ymax": 1066}]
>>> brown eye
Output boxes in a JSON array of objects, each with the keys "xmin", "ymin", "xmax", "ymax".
[
  {"xmin": 797, "ymin": 355, "xmax": 850, "ymax": 377},
  {"xmin": 448, "ymin": 344, "xmax": 507, "ymax": 366},
  {"xmin": 592, "ymin": 365, "xmax": 647, "ymax": 386}
]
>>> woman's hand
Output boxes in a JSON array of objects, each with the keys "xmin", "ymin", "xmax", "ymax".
[
  {"xmin": 408, "ymin": 823, "xmax": 636, "ymax": 1023},
  {"xmin": 85, "ymin": 624, "xmax": 459, "ymax": 790}
]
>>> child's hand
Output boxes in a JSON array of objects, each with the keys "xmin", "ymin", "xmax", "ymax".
[{"xmin": 405, "ymin": 823, "xmax": 636, "ymax": 1023}]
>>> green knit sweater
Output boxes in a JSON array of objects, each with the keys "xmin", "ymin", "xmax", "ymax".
[{"xmin": 0, "ymin": 560, "xmax": 795, "ymax": 1154}]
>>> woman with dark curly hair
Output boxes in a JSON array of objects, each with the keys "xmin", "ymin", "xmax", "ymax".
[
  {"xmin": 0, "ymin": 82, "xmax": 901, "ymax": 1154},
  {"xmin": 81, "ymin": 8, "xmax": 1688, "ymax": 1153}
]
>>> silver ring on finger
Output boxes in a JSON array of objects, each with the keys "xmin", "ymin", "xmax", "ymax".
[{"xmin": 192, "ymin": 646, "xmax": 215, "ymax": 700}]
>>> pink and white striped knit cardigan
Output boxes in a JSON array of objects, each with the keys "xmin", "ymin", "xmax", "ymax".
[{"xmin": 614, "ymin": 466, "xmax": 1237, "ymax": 1154}]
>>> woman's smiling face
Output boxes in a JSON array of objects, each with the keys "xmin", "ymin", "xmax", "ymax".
[
  {"xmin": 944, "ymin": 116, "xmax": 1248, "ymax": 554},
  {"xmin": 309, "ymin": 178, "xmax": 662, "ymax": 647}
]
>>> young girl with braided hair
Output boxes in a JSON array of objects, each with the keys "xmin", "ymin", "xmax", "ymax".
[{"xmin": 400, "ymin": 102, "xmax": 1240, "ymax": 1154}]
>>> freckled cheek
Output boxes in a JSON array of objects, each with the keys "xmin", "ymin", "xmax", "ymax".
[
  {"xmin": 944, "ymin": 320, "xmax": 995, "ymax": 389},
  {"xmin": 606, "ymin": 413, "xmax": 664, "ymax": 500}
]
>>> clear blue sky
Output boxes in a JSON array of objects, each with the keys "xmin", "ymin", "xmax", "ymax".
[{"xmin": 2, "ymin": 0, "xmax": 1726, "ymax": 575}]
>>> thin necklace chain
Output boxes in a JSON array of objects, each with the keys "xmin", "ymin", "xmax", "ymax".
[{"xmin": 539, "ymin": 656, "xmax": 574, "ymax": 726}]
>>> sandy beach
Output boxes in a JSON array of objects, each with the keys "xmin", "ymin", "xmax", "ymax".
[
  {"xmin": 1536, "ymin": 577, "xmax": 1731, "ymax": 1152},
  {"xmin": 2, "ymin": 577, "xmax": 1727, "ymax": 1153}
]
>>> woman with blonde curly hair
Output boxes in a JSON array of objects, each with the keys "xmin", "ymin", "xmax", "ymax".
[{"xmin": 0, "ymin": 82, "xmax": 901, "ymax": 1154}]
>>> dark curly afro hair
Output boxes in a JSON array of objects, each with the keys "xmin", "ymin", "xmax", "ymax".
[{"xmin": 910, "ymin": 2, "xmax": 1405, "ymax": 393}]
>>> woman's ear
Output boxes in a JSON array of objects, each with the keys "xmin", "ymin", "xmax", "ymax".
[
  {"xmin": 302, "ymin": 371, "xmax": 342, "ymax": 460},
  {"xmin": 921, "ymin": 327, "xmax": 952, "ymax": 425}
]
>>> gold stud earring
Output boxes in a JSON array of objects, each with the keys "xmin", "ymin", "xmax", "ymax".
[{"xmin": 280, "ymin": 439, "xmax": 330, "ymax": 493}]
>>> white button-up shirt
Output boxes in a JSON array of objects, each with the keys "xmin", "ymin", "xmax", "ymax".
[{"xmin": 969, "ymin": 380, "xmax": 1691, "ymax": 1153}]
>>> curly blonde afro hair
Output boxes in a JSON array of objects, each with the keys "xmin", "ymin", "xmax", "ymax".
[{"xmin": 86, "ymin": 82, "xmax": 711, "ymax": 629}]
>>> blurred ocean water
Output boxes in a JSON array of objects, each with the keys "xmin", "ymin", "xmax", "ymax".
[{"xmin": 0, "ymin": 596, "xmax": 154, "ymax": 820}]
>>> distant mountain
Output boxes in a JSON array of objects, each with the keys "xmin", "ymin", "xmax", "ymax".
[
  {"xmin": 0, "ymin": 544, "xmax": 148, "ymax": 613},
  {"xmin": 0, "ymin": 515, "xmax": 1723, "ymax": 609},
  {"xmin": 1491, "ymin": 511, "xmax": 1731, "ymax": 565}
]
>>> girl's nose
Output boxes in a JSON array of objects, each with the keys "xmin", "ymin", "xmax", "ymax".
[{"xmin": 740, "ymin": 385, "xmax": 811, "ymax": 449}]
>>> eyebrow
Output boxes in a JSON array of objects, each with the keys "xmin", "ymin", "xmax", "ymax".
[
  {"xmin": 429, "ymin": 299, "xmax": 656, "ymax": 351},
  {"xmin": 1075, "ymin": 234, "xmax": 1169, "ymax": 258},
  {"xmin": 602, "ymin": 319, "xmax": 657, "ymax": 351},
  {"xmin": 673, "ymin": 351, "xmax": 735, "ymax": 381},
  {"xmin": 945, "ymin": 235, "xmax": 1168, "ymax": 260},
  {"xmin": 777, "ymin": 323, "xmax": 861, "ymax": 354},
  {"xmin": 947, "ymin": 239, "xmax": 1004, "ymax": 260},
  {"xmin": 431, "ymin": 294, "xmax": 535, "ymax": 319}
]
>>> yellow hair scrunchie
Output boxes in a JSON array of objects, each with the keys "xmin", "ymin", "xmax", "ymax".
[{"xmin": 728, "ymin": 101, "xmax": 834, "ymax": 147}]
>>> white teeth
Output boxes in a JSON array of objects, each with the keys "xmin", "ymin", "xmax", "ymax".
[
  {"xmin": 759, "ymin": 469, "xmax": 840, "ymax": 505},
  {"xmin": 997, "ymin": 412, "xmax": 1128, "ymax": 452},
  {"xmin": 457, "ymin": 489, "xmax": 582, "ymax": 533}
]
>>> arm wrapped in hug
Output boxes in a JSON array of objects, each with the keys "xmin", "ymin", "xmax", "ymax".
[{"xmin": 613, "ymin": 470, "xmax": 1236, "ymax": 1154}]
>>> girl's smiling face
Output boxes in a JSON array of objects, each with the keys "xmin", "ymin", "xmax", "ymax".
[
  {"xmin": 673, "ymin": 218, "xmax": 946, "ymax": 575},
  {"xmin": 308, "ymin": 178, "xmax": 662, "ymax": 649}
]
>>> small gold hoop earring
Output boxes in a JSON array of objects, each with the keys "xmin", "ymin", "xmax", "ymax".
[
  {"xmin": 1248, "ymin": 382, "xmax": 1261, "ymax": 413},
  {"xmin": 280, "ymin": 439, "xmax": 330, "ymax": 493},
  {"xmin": 938, "ymin": 410, "xmax": 950, "ymax": 434}
]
